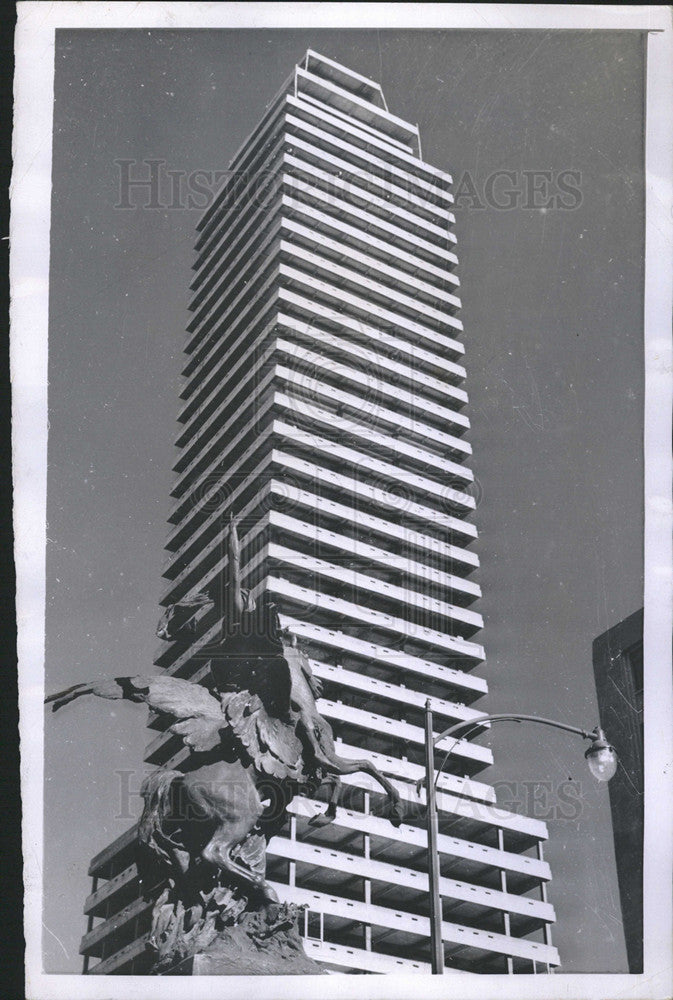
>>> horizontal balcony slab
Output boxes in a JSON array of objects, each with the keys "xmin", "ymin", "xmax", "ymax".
[
  {"xmin": 278, "ymin": 216, "xmax": 461, "ymax": 310},
  {"xmin": 144, "ymin": 723, "xmax": 494, "ymax": 800},
  {"xmin": 332, "ymin": 742, "xmax": 493, "ymax": 796},
  {"xmin": 172, "ymin": 365, "xmax": 278, "ymax": 497},
  {"xmin": 264, "ymin": 508, "xmax": 480, "ymax": 602},
  {"xmin": 169, "ymin": 389, "xmax": 278, "ymax": 519},
  {"xmin": 309, "ymin": 660, "xmax": 484, "ymax": 726},
  {"xmin": 276, "ymin": 287, "xmax": 467, "ymax": 385},
  {"xmin": 155, "ymin": 556, "xmax": 485, "ymax": 688},
  {"xmin": 88, "ymin": 824, "xmax": 138, "ymax": 880},
  {"xmin": 161, "ymin": 532, "xmax": 478, "ymax": 680},
  {"xmin": 287, "ymin": 799, "xmax": 551, "ymax": 887},
  {"xmin": 170, "ymin": 410, "xmax": 476, "ymax": 552},
  {"xmin": 174, "ymin": 330, "xmax": 280, "ymax": 469},
  {"xmin": 86, "ymin": 935, "xmax": 150, "ymax": 975},
  {"xmin": 274, "ymin": 315, "xmax": 468, "ymax": 414},
  {"xmin": 296, "ymin": 68, "xmax": 418, "ymax": 149},
  {"xmin": 194, "ymin": 131, "xmax": 287, "ymax": 266},
  {"xmin": 327, "ymin": 701, "xmax": 489, "ymax": 770},
  {"xmin": 282, "ymin": 190, "xmax": 459, "ymax": 288},
  {"xmin": 291, "ymin": 68, "xmax": 452, "ymax": 187},
  {"xmin": 270, "ymin": 415, "xmax": 476, "ymax": 511},
  {"xmin": 178, "ymin": 318, "xmax": 468, "ymax": 466},
  {"xmin": 156, "ymin": 729, "xmax": 549, "ymax": 846},
  {"xmin": 301, "ymin": 937, "xmax": 432, "ymax": 974},
  {"xmin": 318, "ymin": 699, "xmax": 491, "ymax": 773},
  {"xmin": 167, "ymin": 444, "xmax": 478, "ymax": 575},
  {"xmin": 186, "ymin": 232, "xmax": 283, "ymax": 359},
  {"xmin": 179, "ymin": 297, "xmax": 468, "ymax": 459},
  {"xmin": 265, "ymin": 480, "xmax": 479, "ymax": 573},
  {"xmin": 180, "ymin": 420, "xmax": 475, "ymax": 553},
  {"xmin": 272, "ymin": 337, "xmax": 469, "ymax": 440},
  {"xmin": 263, "ymin": 575, "xmax": 485, "ymax": 661},
  {"xmin": 189, "ymin": 201, "xmax": 284, "ymax": 330},
  {"xmin": 173, "ymin": 376, "xmax": 473, "ymax": 506},
  {"xmin": 284, "ymin": 150, "xmax": 456, "ymax": 249},
  {"xmin": 269, "ymin": 837, "xmax": 554, "ymax": 926},
  {"xmin": 201, "ymin": 71, "xmax": 299, "ymax": 215},
  {"xmin": 190, "ymin": 187, "xmax": 278, "ymax": 310},
  {"xmin": 190, "ymin": 148, "xmax": 287, "ymax": 291},
  {"xmin": 279, "ymin": 261, "xmax": 464, "ymax": 356},
  {"xmin": 84, "ymin": 863, "xmax": 139, "ymax": 917},
  {"xmin": 277, "ymin": 237, "xmax": 460, "ymax": 331},
  {"xmin": 272, "ymin": 359, "xmax": 470, "ymax": 458},
  {"xmin": 272, "ymin": 390, "xmax": 473, "ymax": 483},
  {"xmin": 283, "ymin": 173, "xmax": 458, "ymax": 270},
  {"xmin": 284, "ymin": 119, "xmax": 453, "ymax": 226},
  {"xmin": 196, "ymin": 90, "xmax": 289, "ymax": 243},
  {"xmin": 285, "ymin": 106, "xmax": 450, "ymax": 209},
  {"xmin": 304, "ymin": 51, "xmax": 388, "ymax": 112},
  {"xmin": 287, "ymin": 92, "xmax": 454, "ymax": 205},
  {"xmin": 166, "ymin": 437, "xmax": 276, "ymax": 554},
  {"xmin": 80, "ymin": 896, "xmax": 151, "ymax": 957},
  {"xmin": 179, "ymin": 296, "xmax": 281, "ymax": 424},
  {"xmin": 271, "ymin": 881, "xmax": 559, "ymax": 966},
  {"xmin": 143, "ymin": 713, "xmax": 493, "ymax": 802},
  {"xmin": 183, "ymin": 266, "xmax": 281, "ymax": 381},
  {"xmin": 279, "ymin": 616, "xmax": 487, "ymax": 701},
  {"xmin": 86, "ymin": 785, "xmax": 550, "ymax": 895},
  {"xmin": 162, "ymin": 472, "xmax": 280, "ymax": 594},
  {"xmin": 263, "ymin": 541, "xmax": 483, "ymax": 635}
]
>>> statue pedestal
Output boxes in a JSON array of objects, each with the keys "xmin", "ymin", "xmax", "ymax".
[
  {"xmin": 153, "ymin": 903, "xmax": 325, "ymax": 977},
  {"xmin": 160, "ymin": 947, "xmax": 323, "ymax": 976}
]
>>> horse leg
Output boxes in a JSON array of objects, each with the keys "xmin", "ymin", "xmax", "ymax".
[
  {"xmin": 308, "ymin": 774, "xmax": 342, "ymax": 827},
  {"xmin": 312, "ymin": 752, "xmax": 404, "ymax": 826},
  {"xmin": 202, "ymin": 826, "xmax": 279, "ymax": 905},
  {"xmin": 186, "ymin": 767, "xmax": 278, "ymax": 903},
  {"xmin": 296, "ymin": 711, "xmax": 403, "ymax": 825}
]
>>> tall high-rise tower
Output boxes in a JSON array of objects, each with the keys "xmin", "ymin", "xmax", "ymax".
[{"xmin": 80, "ymin": 50, "xmax": 559, "ymax": 976}]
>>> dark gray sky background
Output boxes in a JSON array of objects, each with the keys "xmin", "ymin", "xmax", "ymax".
[{"xmin": 43, "ymin": 29, "xmax": 644, "ymax": 974}]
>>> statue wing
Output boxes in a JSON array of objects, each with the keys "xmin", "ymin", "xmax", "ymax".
[
  {"xmin": 46, "ymin": 673, "xmax": 228, "ymax": 754},
  {"xmin": 142, "ymin": 675, "xmax": 227, "ymax": 755},
  {"xmin": 149, "ymin": 666, "xmax": 304, "ymax": 777},
  {"xmin": 142, "ymin": 675, "xmax": 221, "ymax": 718},
  {"xmin": 218, "ymin": 649, "xmax": 307, "ymax": 780},
  {"xmin": 222, "ymin": 689, "xmax": 303, "ymax": 780}
]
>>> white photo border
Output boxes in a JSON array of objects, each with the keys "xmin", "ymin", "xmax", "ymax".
[{"xmin": 12, "ymin": 4, "xmax": 672, "ymax": 999}]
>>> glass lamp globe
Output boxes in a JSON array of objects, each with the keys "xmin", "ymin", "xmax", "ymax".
[{"xmin": 585, "ymin": 731, "xmax": 618, "ymax": 782}]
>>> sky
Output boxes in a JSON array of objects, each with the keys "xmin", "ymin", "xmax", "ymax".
[{"xmin": 42, "ymin": 29, "xmax": 644, "ymax": 974}]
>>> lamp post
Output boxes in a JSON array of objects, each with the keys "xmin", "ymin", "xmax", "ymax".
[{"xmin": 419, "ymin": 701, "xmax": 618, "ymax": 975}]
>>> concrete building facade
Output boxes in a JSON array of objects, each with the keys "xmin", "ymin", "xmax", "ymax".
[
  {"xmin": 592, "ymin": 609, "xmax": 644, "ymax": 973},
  {"xmin": 80, "ymin": 50, "xmax": 560, "ymax": 976}
]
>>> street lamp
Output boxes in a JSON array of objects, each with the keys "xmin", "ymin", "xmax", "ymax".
[{"xmin": 419, "ymin": 702, "xmax": 618, "ymax": 975}]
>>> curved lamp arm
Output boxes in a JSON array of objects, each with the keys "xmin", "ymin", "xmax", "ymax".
[
  {"xmin": 416, "ymin": 708, "xmax": 614, "ymax": 794},
  {"xmin": 434, "ymin": 712, "xmax": 594, "ymax": 748}
]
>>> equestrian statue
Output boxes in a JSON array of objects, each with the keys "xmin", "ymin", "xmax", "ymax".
[{"xmin": 46, "ymin": 518, "xmax": 403, "ymax": 975}]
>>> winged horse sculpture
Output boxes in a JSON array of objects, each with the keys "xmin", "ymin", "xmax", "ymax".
[{"xmin": 47, "ymin": 519, "xmax": 403, "ymax": 929}]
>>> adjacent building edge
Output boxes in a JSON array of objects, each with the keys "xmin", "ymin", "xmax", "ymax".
[{"xmin": 592, "ymin": 608, "xmax": 644, "ymax": 974}]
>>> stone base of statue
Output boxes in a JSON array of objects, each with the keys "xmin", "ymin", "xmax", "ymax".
[
  {"xmin": 146, "ymin": 881, "xmax": 324, "ymax": 977},
  {"xmin": 155, "ymin": 904, "xmax": 323, "ymax": 976}
]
